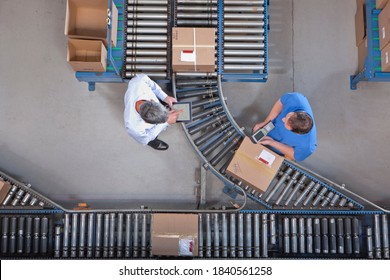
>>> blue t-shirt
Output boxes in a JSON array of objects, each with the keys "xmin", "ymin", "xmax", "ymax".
[{"xmin": 267, "ymin": 93, "xmax": 317, "ymax": 161}]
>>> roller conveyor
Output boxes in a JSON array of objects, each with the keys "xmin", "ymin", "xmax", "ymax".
[
  {"xmin": 76, "ymin": 0, "xmax": 269, "ymax": 89},
  {"xmin": 123, "ymin": 0, "xmax": 171, "ymax": 79},
  {"xmin": 0, "ymin": 171, "xmax": 62, "ymax": 212},
  {"xmin": 120, "ymin": 0, "xmax": 268, "ymax": 83},
  {"xmin": 172, "ymin": 74, "xmax": 368, "ymax": 212},
  {"xmin": 222, "ymin": 0, "xmax": 268, "ymax": 78},
  {"xmin": 0, "ymin": 167, "xmax": 388, "ymax": 259},
  {"xmin": 0, "ymin": 211, "xmax": 388, "ymax": 259}
]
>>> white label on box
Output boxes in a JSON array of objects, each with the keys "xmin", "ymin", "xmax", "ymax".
[
  {"xmin": 178, "ymin": 236, "xmax": 194, "ymax": 256},
  {"xmin": 386, "ymin": 52, "xmax": 389, "ymax": 64},
  {"xmin": 181, "ymin": 50, "xmax": 196, "ymax": 62},
  {"xmin": 382, "ymin": 27, "xmax": 386, "ymax": 39},
  {"xmin": 257, "ymin": 150, "xmax": 276, "ymax": 167}
]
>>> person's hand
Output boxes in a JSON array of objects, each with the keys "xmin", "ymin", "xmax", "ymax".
[
  {"xmin": 163, "ymin": 96, "xmax": 177, "ymax": 107},
  {"xmin": 253, "ymin": 121, "xmax": 267, "ymax": 133},
  {"xmin": 259, "ymin": 136, "xmax": 275, "ymax": 146},
  {"xmin": 167, "ymin": 109, "xmax": 183, "ymax": 124}
]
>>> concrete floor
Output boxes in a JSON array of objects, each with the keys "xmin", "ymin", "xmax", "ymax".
[{"xmin": 0, "ymin": 0, "xmax": 389, "ymax": 210}]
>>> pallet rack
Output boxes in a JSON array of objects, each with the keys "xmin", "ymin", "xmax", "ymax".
[{"xmin": 350, "ymin": 0, "xmax": 390, "ymax": 90}]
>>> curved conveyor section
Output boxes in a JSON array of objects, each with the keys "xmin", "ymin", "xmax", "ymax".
[{"xmin": 172, "ymin": 74, "xmax": 384, "ymax": 213}]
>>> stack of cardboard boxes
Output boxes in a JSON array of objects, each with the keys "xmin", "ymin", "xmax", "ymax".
[
  {"xmin": 65, "ymin": 0, "xmax": 117, "ymax": 72},
  {"xmin": 355, "ymin": 0, "xmax": 367, "ymax": 72},
  {"xmin": 355, "ymin": 0, "xmax": 390, "ymax": 72},
  {"xmin": 378, "ymin": 0, "xmax": 390, "ymax": 71}
]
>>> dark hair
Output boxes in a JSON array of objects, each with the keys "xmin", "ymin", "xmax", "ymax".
[
  {"xmin": 139, "ymin": 101, "xmax": 168, "ymax": 124},
  {"xmin": 288, "ymin": 112, "xmax": 313, "ymax": 134}
]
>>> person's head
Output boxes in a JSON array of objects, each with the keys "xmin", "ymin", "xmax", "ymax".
[
  {"xmin": 139, "ymin": 100, "xmax": 168, "ymax": 124},
  {"xmin": 282, "ymin": 111, "xmax": 313, "ymax": 134}
]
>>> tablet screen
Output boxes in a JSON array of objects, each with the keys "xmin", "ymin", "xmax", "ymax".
[{"xmin": 172, "ymin": 102, "xmax": 192, "ymax": 122}]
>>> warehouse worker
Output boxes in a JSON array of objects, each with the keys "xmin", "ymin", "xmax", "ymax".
[
  {"xmin": 253, "ymin": 92, "xmax": 317, "ymax": 161},
  {"xmin": 124, "ymin": 74, "xmax": 181, "ymax": 151}
]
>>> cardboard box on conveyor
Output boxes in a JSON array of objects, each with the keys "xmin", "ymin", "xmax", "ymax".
[
  {"xmin": 172, "ymin": 27, "xmax": 216, "ymax": 72},
  {"xmin": 0, "ymin": 179, "xmax": 12, "ymax": 204},
  {"xmin": 227, "ymin": 137, "xmax": 284, "ymax": 194},
  {"xmin": 151, "ymin": 213, "xmax": 198, "ymax": 257}
]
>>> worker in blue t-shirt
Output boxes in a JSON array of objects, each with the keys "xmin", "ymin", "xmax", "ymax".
[{"xmin": 253, "ymin": 93, "xmax": 317, "ymax": 161}]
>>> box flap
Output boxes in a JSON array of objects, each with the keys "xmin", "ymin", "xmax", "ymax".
[
  {"xmin": 110, "ymin": 2, "xmax": 118, "ymax": 47},
  {"xmin": 355, "ymin": 2, "xmax": 366, "ymax": 46},
  {"xmin": 377, "ymin": 0, "xmax": 390, "ymax": 9}
]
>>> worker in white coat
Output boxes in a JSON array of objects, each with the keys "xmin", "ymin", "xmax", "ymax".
[{"xmin": 124, "ymin": 74, "xmax": 181, "ymax": 150}]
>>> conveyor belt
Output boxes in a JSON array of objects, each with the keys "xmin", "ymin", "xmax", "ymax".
[
  {"xmin": 0, "ymin": 211, "xmax": 388, "ymax": 259},
  {"xmin": 123, "ymin": 0, "xmax": 171, "ymax": 79},
  {"xmin": 222, "ymin": 0, "xmax": 268, "ymax": 78},
  {"xmin": 175, "ymin": 0, "xmax": 218, "ymax": 27},
  {"xmin": 0, "ymin": 171, "xmax": 63, "ymax": 213},
  {"xmin": 121, "ymin": 0, "xmax": 268, "ymax": 82},
  {"xmin": 0, "ymin": 170, "xmax": 388, "ymax": 259},
  {"xmin": 172, "ymin": 74, "xmax": 366, "ymax": 211}
]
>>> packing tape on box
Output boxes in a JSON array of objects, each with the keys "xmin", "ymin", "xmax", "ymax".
[
  {"xmin": 193, "ymin": 28, "xmax": 197, "ymax": 70},
  {"xmin": 178, "ymin": 28, "xmax": 199, "ymax": 71}
]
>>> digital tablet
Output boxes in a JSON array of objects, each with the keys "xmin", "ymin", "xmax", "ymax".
[{"xmin": 172, "ymin": 102, "xmax": 192, "ymax": 122}]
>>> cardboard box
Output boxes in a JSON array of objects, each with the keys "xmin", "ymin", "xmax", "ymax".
[
  {"xmin": 379, "ymin": 0, "xmax": 390, "ymax": 49},
  {"xmin": 355, "ymin": 0, "xmax": 366, "ymax": 46},
  {"xmin": 151, "ymin": 213, "xmax": 198, "ymax": 257},
  {"xmin": 357, "ymin": 0, "xmax": 365, "ymax": 6},
  {"xmin": 67, "ymin": 39, "xmax": 107, "ymax": 72},
  {"xmin": 377, "ymin": 0, "xmax": 389, "ymax": 9},
  {"xmin": 172, "ymin": 27, "xmax": 215, "ymax": 72},
  {"xmin": 358, "ymin": 38, "xmax": 368, "ymax": 72},
  {"xmin": 0, "ymin": 180, "xmax": 12, "ymax": 204},
  {"xmin": 226, "ymin": 137, "xmax": 284, "ymax": 194},
  {"xmin": 64, "ymin": 0, "xmax": 118, "ymax": 47},
  {"xmin": 381, "ymin": 42, "xmax": 390, "ymax": 71}
]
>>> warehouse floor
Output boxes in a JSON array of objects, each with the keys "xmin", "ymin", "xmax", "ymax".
[{"xmin": 0, "ymin": 0, "xmax": 389, "ymax": 210}]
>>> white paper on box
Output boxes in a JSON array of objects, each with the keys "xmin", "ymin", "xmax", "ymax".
[
  {"xmin": 178, "ymin": 236, "xmax": 195, "ymax": 256},
  {"xmin": 386, "ymin": 51, "xmax": 389, "ymax": 64},
  {"xmin": 257, "ymin": 149, "xmax": 276, "ymax": 167},
  {"xmin": 181, "ymin": 51, "xmax": 196, "ymax": 62},
  {"xmin": 383, "ymin": 27, "xmax": 386, "ymax": 39}
]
